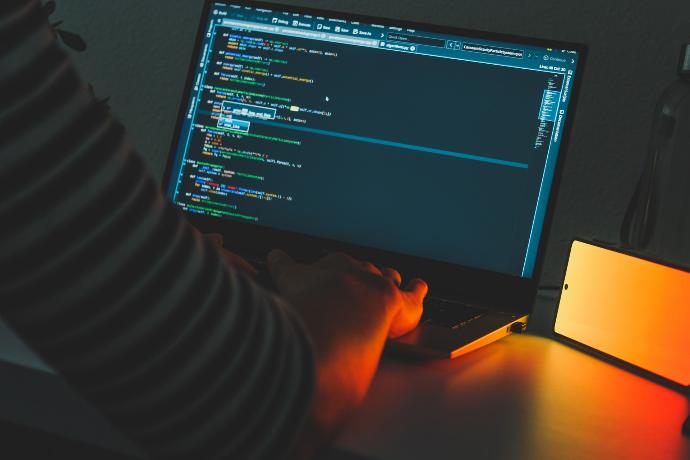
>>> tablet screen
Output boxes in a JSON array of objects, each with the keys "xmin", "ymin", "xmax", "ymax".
[{"xmin": 555, "ymin": 240, "xmax": 690, "ymax": 387}]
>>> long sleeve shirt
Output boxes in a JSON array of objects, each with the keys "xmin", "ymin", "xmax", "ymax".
[{"xmin": 0, "ymin": 1, "xmax": 315, "ymax": 458}]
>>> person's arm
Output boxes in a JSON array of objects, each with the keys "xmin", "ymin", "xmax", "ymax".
[
  {"xmin": 0, "ymin": 2, "xmax": 427, "ymax": 459},
  {"xmin": 0, "ymin": 2, "xmax": 314, "ymax": 458},
  {"xmin": 268, "ymin": 251, "xmax": 427, "ymax": 459}
]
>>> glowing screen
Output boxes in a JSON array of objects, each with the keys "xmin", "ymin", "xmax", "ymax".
[
  {"xmin": 167, "ymin": 2, "xmax": 582, "ymax": 277},
  {"xmin": 555, "ymin": 240, "xmax": 690, "ymax": 386}
]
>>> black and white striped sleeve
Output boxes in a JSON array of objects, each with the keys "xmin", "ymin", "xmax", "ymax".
[{"xmin": 0, "ymin": 1, "xmax": 315, "ymax": 458}]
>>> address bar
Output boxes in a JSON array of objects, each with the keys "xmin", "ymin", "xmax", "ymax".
[{"xmin": 222, "ymin": 19, "xmax": 380, "ymax": 48}]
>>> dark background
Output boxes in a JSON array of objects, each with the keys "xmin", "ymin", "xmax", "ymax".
[{"xmin": 1, "ymin": 0, "xmax": 688, "ymax": 457}]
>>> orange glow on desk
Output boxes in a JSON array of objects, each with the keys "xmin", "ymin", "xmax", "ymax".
[
  {"xmin": 555, "ymin": 241, "xmax": 690, "ymax": 386},
  {"xmin": 339, "ymin": 335, "xmax": 690, "ymax": 460},
  {"xmin": 527, "ymin": 336, "xmax": 690, "ymax": 460}
]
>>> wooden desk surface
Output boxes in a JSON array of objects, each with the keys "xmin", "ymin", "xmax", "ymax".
[{"xmin": 335, "ymin": 334, "xmax": 690, "ymax": 460}]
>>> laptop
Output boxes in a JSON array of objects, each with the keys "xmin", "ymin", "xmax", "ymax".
[{"xmin": 162, "ymin": 0, "xmax": 587, "ymax": 359}]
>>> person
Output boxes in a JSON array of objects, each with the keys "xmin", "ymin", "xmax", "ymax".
[{"xmin": 0, "ymin": 1, "xmax": 428, "ymax": 459}]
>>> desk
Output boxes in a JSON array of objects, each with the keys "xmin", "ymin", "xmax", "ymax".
[
  {"xmin": 333, "ymin": 334, "xmax": 690, "ymax": 460},
  {"xmin": 1, "ymin": 320, "xmax": 689, "ymax": 459}
]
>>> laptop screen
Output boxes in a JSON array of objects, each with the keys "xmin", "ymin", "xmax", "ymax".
[{"xmin": 167, "ymin": 1, "xmax": 582, "ymax": 278}]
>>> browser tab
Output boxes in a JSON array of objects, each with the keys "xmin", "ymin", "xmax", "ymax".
[{"xmin": 462, "ymin": 43, "xmax": 524, "ymax": 59}]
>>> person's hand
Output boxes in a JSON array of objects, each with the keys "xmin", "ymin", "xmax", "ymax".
[
  {"xmin": 205, "ymin": 234, "xmax": 258, "ymax": 277},
  {"xmin": 267, "ymin": 250, "xmax": 427, "ymax": 458},
  {"xmin": 268, "ymin": 250, "xmax": 427, "ymax": 339}
]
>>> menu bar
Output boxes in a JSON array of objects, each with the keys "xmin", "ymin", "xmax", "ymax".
[{"xmin": 211, "ymin": 3, "xmax": 579, "ymax": 73}]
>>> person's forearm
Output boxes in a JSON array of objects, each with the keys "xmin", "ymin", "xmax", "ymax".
[
  {"xmin": 265, "ymin": 252, "xmax": 420, "ymax": 460},
  {"xmin": 0, "ymin": 1, "xmax": 314, "ymax": 458}
]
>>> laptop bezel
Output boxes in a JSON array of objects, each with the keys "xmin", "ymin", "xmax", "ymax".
[{"xmin": 162, "ymin": 0, "xmax": 588, "ymax": 313}]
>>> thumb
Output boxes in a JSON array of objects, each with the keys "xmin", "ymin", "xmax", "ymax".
[
  {"xmin": 389, "ymin": 278, "xmax": 428, "ymax": 339},
  {"xmin": 402, "ymin": 278, "xmax": 429, "ymax": 303}
]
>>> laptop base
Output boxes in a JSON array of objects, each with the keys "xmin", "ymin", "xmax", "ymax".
[{"xmin": 389, "ymin": 313, "xmax": 529, "ymax": 359}]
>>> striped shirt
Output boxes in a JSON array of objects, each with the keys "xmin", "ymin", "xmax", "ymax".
[{"xmin": 0, "ymin": 1, "xmax": 314, "ymax": 458}]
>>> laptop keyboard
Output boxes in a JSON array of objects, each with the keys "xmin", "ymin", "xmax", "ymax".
[{"xmin": 421, "ymin": 298, "xmax": 486, "ymax": 329}]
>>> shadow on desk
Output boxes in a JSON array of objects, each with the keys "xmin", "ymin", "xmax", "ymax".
[
  {"xmin": 0, "ymin": 419, "xmax": 136, "ymax": 460},
  {"xmin": 0, "ymin": 419, "xmax": 372, "ymax": 460},
  {"xmin": 0, "ymin": 360, "xmax": 144, "ymax": 458},
  {"xmin": 324, "ymin": 449, "xmax": 380, "ymax": 460}
]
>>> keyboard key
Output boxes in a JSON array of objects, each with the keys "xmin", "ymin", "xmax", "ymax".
[{"xmin": 422, "ymin": 299, "xmax": 484, "ymax": 329}]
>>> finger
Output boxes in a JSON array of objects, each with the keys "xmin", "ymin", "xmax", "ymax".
[
  {"xmin": 317, "ymin": 252, "xmax": 382, "ymax": 275},
  {"xmin": 381, "ymin": 268, "xmax": 402, "ymax": 286},
  {"xmin": 359, "ymin": 260, "xmax": 382, "ymax": 276},
  {"xmin": 388, "ymin": 279, "xmax": 428, "ymax": 339},
  {"xmin": 220, "ymin": 250, "xmax": 259, "ymax": 276},
  {"xmin": 402, "ymin": 278, "xmax": 429, "ymax": 303},
  {"xmin": 316, "ymin": 252, "xmax": 360, "ymax": 270},
  {"xmin": 206, "ymin": 233, "xmax": 224, "ymax": 247},
  {"xmin": 267, "ymin": 249, "xmax": 298, "ymax": 285}
]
